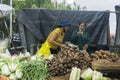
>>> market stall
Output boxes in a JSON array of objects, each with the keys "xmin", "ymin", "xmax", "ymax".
[{"xmin": 0, "ymin": 42, "xmax": 120, "ymax": 80}]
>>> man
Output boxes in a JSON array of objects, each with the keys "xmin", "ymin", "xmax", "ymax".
[{"xmin": 71, "ymin": 22, "xmax": 90, "ymax": 50}]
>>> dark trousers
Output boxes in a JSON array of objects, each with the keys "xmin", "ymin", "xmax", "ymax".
[{"xmin": 50, "ymin": 48, "xmax": 60, "ymax": 54}]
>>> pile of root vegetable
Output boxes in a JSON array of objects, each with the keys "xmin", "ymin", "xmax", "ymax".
[
  {"xmin": 47, "ymin": 42, "xmax": 120, "ymax": 76},
  {"xmin": 90, "ymin": 50, "xmax": 119, "ymax": 62},
  {"xmin": 47, "ymin": 43, "xmax": 92, "ymax": 76}
]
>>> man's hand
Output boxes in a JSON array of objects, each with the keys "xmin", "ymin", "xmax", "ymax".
[
  {"xmin": 60, "ymin": 44, "xmax": 66, "ymax": 48},
  {"xmin": 83, "ymin": 44, "xmax": 88, "ymax": 50},
  {"xmin": 77, "ymin": 31, "xmax": 83, "ymax": 35}
]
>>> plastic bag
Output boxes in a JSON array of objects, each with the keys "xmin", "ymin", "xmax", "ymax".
[
  {"xmin": 81, "ymin": 68, "xmax": 93, "ymax": 80},
  {"xmin": 69, "ymin": 67, "xmax": 81, "ymax": 80},
  {"xmin": 36, "ymin": 42, "xmax": 51, "ymax": 58}
]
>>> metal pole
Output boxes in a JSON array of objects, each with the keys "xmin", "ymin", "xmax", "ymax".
[
  {"xmin": 110, "ymin": 11, "xmax": 120, "ymax": 14},
  {"xmin": 105, "ymin": 10, "xmax": 120, "ymax": 14},
  {"xmin": 10, "ymin": 0, "xmax": 12, "ymax": 39}
]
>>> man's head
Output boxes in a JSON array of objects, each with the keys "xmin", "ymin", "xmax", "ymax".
[
  {"xmin": 79, "ymin": 22, "xmax": 86, "ymax": 31},
  {"xmin": 58, "ymin": 20, "xmax": 70, "ymax": 32}
]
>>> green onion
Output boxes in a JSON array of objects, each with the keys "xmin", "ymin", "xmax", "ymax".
[{"xmin": 21, "ymin": 60, "xmax": 49, "ymax": 80}]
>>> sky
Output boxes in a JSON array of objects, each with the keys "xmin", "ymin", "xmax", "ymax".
[{"xmin": 57, "ymin": 0, "xmax": 120, "ymax": 34}]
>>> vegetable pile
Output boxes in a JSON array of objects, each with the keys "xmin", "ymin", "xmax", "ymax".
[
  {"xmin": 0, "ymin": 54, "xmax": 23, "ymax": 80},
  {"xmin": 90, "ymin": 50, "xmax": 119, "ymax": 62},
  {"xmin": 0, "ymin": 52, "xmax": 49, "ymax": 80},
  {"xmin": 48, "ymin": 43, "xmax": 92, "ymax": 76},
  {"xmin": 21, "ymin": 60, "xmax": 49, "ymax": 80}
]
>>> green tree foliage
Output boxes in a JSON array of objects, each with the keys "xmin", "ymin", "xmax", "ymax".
[
  {"xmin": 1, "ymin": 0, "xmax": 87, "ymax": 13},
  {"xmin": 1, "ymin": 0, "xmax": 10, "ymax": 4},
  {"xmin": 73, "ymin": 2, "xmax": 81, "ymax": 10},
  {"xmin": 12, "ymin": 0, "xmax": 54, "ymax": 13}
]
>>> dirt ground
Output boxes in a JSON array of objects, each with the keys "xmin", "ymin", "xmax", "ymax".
[
  {"xmin": 50, "ymin": 74, "xmax": 70, "ymax": 80},
  {"xmin": 47, "ymin": 70, "xmax": 120, "ymax": 80}
]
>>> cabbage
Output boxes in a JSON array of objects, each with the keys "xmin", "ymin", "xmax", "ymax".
[
  {"xmin": 31, "ymin": 54, "xmax": 44, "ymax": 61},
  {"xmin": 17, "ymin": 52, "xmax": 31, "ymax": 62},
  {"xmin": 0, "ymin": 62, "xmax": 5, "ymax": 66},
  {"xmin": 15, "ymin": 68, "xmax": 23, "ymax": 79},
  {"xmin": 31, "ymin": 55, "xmax": 37, "ymax": 60},
  {"xmin": 8, "ymin": 62, "xmax": 18, "ymax": 72},
  {"xmin": 0, "ymin": 53, "xmax": 11, "ymax": 60},
  {"xmin": 19, "ymin": 52, "xmax": 24, "ymax": 57},
  {"xmin": 25, "ymin": 52, "xmax": 31, "ymax": 57},
  {"xmin": 12, "ymin": 55, "xmax": 18, "ymax": 60},
  {"xmin": 0, "ymin": 54, "xmax": 11, "ymax": 64},
  {"xmin": 9, "ymin": 73, "xmax": 17, "ymax": 80},
  {"xmin": 0, "ymin": 62, "xmax": 5, "ymax": 74},
  {"xmin": 8, "ymin": 56, "xmax": 20, "ymax": 72},
  {"xmin": 1, "ymin": 64, "xmax": 11, "ymax": 76},
  {"xmin": 0, "ymin": 47, "xmax": 5, "ymax": 53}
]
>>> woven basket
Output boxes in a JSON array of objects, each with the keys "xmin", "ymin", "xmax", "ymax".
[{"xmin": 92, "ymin": 59, "xmax": 120, "ymax": 71}]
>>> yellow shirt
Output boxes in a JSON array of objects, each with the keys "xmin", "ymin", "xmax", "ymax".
[{"xmin": 46, "ymin": 28, "xmax": 64, "ymax": 49}]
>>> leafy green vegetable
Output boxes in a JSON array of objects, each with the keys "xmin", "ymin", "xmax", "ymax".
[
  {"xmin": 15, "ymin": 68, "xmax": 23, "ymax": 79},
  {"xmin": 9, "ymin": 73, "xmax": 17, "ymax": 80},
  {"xmin": 1, "ymin": 64, "xmax": 11, "ymax": 76},
  {"xmin": 8, "ymin": 62, "xmax": 18, "ymax": 72},
  {"xmin": 21, "ymin": 60, "xmax": 49, "ymax": 80}
]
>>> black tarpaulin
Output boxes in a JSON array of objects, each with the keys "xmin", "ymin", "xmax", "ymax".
[
  {"xmin": 17, "ymin": 8, "xmax": 110, "ymax": 51},
  {"xmin": 115, "ymin": 5, "xmax": 120, "ymax": 45}
]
